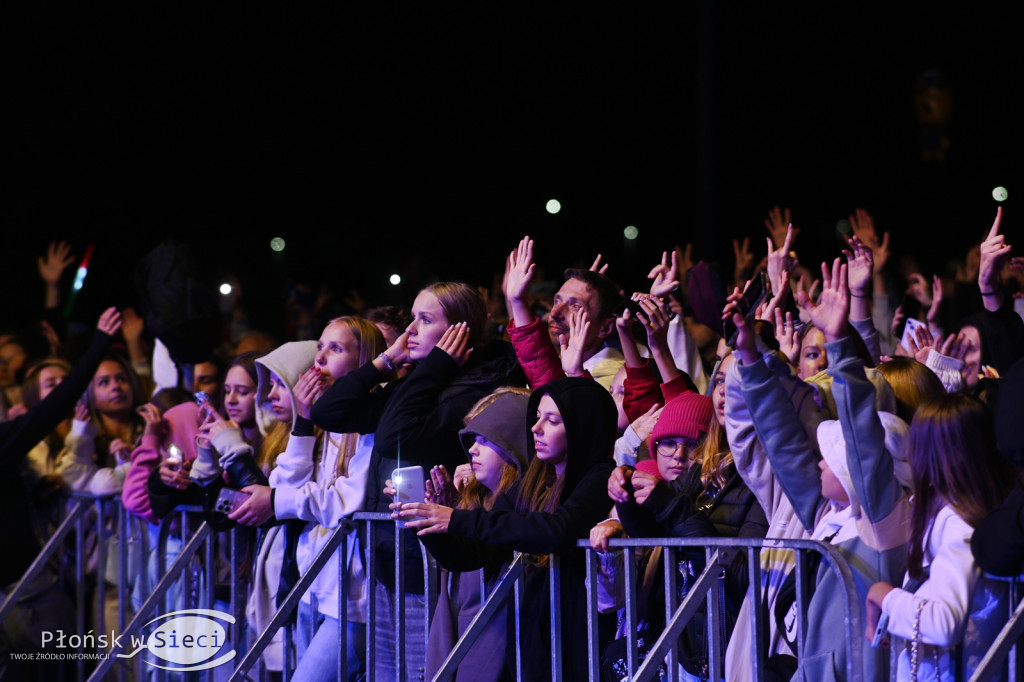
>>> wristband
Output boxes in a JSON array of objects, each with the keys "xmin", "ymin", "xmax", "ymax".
[
  {"xmin": 377, "ymin": 352, "xmax": 397, "ymax": 372},
  {"xmin": 850, "ymin": 292, "xmax": 869, "ymax": 299},
  {"xmin": 980, "ymin": 286, "xmax": 1001, "ymax": 296}
]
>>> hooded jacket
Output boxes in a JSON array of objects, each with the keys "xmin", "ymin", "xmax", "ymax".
[
  {"xmin": 740, "ymin": 336, "xmax": 912, "ymax": 682},
  {"xmin": 427, "ymin": 377, "xmax": 618, "ymax": 681},
  {"xmin": 310, "ymin": 337, "xmax": 525, "ymax": 592},
  {"xmin": 122, "ymin": 401, "xmax": 201, "ymax": 524}
]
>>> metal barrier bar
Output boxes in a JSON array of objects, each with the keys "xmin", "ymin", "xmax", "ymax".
[
  {"xmin": 0, "ymin": 496, "xmax": 90, "ymax": 621},
  {"xmin": 228, "ymin": 522, "xmax": 350, "ymax": 681},
  {"xmin": 572, "ymin": 536, "xmax": 863, "ymax": 682},
  {"xmin": 971, "ymin": 575, "xmax": 1024, "ymax": 681},
  {"xmin": 432, "ymin": 554, "xmax": 528, "ymax": 681},
  {"xmin": 86, "ymin": 521, "xmax": 214, "ymax": 681}
]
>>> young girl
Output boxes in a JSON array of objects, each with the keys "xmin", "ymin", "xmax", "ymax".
[
  {"xmin": 865, "ymin": 394, "xmax": 1015, "ymax": 681},
  {"xmin": 725, "ymin": 258, "xmax": 912, "ymax": 681},
  {"xmin": 57, "ymin": 351, "xmax": 146, "ymax": 494},
  {"xmin": 230, "ymin": 317, "xmax": 386, "ymax": 682},
  {"xmin": 310, "ymin": 281, "xmax": 524, "ymax": 681},
  {"xmin": 395, "ymin": 376, "xmax": 617, "ymax": 681},
  {"xmin": 420, "ymin": 386, "xmax": 532, "ymax": 682}
]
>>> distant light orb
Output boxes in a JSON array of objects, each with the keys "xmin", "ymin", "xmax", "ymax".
[
  {"xmin": 219, "ymin": 283, "xmax": 233, "ymax": 295},
  {"xmin": 993, "ymin": 186, "xmax": 1009, "ymax": 202},
  {"xmin": 545, "ymin": 199, "xmax": 561, "ymax": 215},
  {"xmin": 623, "ymin": 225, "xmax": 639, "ymax": 240},
  {"xmin": 270, "ymin": 237, "xmax": 286, "ymax": 252},
  {"xmin": 389, "ymin": 274, "xmax": 402, "ymax": 286},
  {"xmin": 835, "ymin": 219, "xmax": 852, "ymax": 235}
]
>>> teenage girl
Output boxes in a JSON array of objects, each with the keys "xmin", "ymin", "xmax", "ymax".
[{"xmin": 865, "ymin": 393, "xmax": 1015, "ymax": 681}]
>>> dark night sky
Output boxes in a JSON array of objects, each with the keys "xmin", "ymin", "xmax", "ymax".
[{"xmin": 5, "ymin": 3, "xmax": 1020, "ymax": 339}]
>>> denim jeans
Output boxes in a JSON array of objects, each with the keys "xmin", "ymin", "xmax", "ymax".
[
  {"xmin": 293, "ymin": 600, "xmax": 366, "ymax": 682},
  {"xmin": 373, "ymin": 582, "xmax": 428, "ymax": 682}
]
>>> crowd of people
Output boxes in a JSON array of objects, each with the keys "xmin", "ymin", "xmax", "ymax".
[{"xmin": 2, "ymin": 204, "xmax": 1024, "ymax": 682}]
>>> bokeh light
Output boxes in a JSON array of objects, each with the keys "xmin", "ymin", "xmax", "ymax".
[
  {"xmin": 993, "ymin": 186, "xmax": 1008, "ymax": 202},
  {"xmin": 546, "ymin": 199, "xmax": 561, "ymax": 214},
  {"xmin": 389, "ymin": 274, "xmax": 402, "ymax": 286},
  {"xmin": 270, "ymin": 237, "xmax": 286, "ymax": 252},
  {"xmin": 623, "ymin": 225, "xmax": 639, "ymax": 240}
]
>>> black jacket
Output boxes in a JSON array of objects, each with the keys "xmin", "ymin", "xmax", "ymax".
[
  {"xmin": 311, "ymin": 339, "xmax": 525, "ymax": 592},
  {"xmin": 427, "ymin": 377, "xmax": 618, "ymax": 681}
]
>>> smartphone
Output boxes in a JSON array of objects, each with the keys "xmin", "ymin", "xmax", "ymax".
[
  {"xmin": 723, "ymin": 270, "xmax": 768, "ymax": 347},
  {"xmin": 194, "ymin": 390, "xmax": 210, "ymax": 406},
  {"xmin": 392, "ymin": 465, "xmax": 426, "ymax": 529},
  {"xmin": 900, "ymin": 316, "xmax": 926, "ymax": 353},
  {"xmin": 214, "ymin": 488, "xmax": 251, "ymax": 515},
  {"xmin": 165, "ymin": 443, "xmax": 183, "ymax": 471},
  {"xmin": 871, "ymin": 612, "xmax": 889, "ymax": 649}
]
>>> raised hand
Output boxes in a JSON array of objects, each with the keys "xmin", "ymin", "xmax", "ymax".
[
  {"xmin": 907, "ymin": 324, "xmax": 937, "ymax": 363},
  {"xmin": 796, "ymin": 258, "xmax": 849, "ymax": 343},
  {"xmin": 843, "ymin": 235, "xmax": 874, "ymax": 298},
  {"xmin": 504, "ymin": 236, "xmax": 536, "ymax": 303},
  {"xmin": 733, "ymin": 236, "xmax": 756, "ymax": 287},
  {"xmin": 849, "ymin": 208, "xmax": 891, "ymax": 272},
  {"xmin": 722, "ymin": 285, "xmax": 758, "ymax": 365},
  {"xmin": 629, "ymin": 403, "xmax": 662, "ymax": 444},
  {"xmin": 96, "ymin": 307, "xmax": 123, "ymax": 336},
  {"xmin": 764, "ymin": 206, "xmax": 796, "ymax": 249},
  {"xmin": 774, "ymin": 308, "xmax": 800, "ymax": 365},
  {"xmin": 979, "ymin": 207, "xmax": 1011, "ymax": 310},
  {"xmin": 589, "ymin": 253, "xmax": 610, "ymax": 275},
  {"xmin": 37, "ymin": 240, "xmax": 76, "ymax": 286},
  {"xmin": 425, "ymin": 465, "xmax": 457, "ymax": 507},
  {"xmin": 766, "ymin": 223, "xmax": 798, "ymax": 292},
  {"xmin": 120, "ymin": 307, "xmax": 145, "ymax": 343},
  {"xmin": 559, "ymin": 309, "xmax": 590, "ymax": 377},
  {"xmin": 647, "ymin": 250, "xmax": 680, "ymax": 298}
]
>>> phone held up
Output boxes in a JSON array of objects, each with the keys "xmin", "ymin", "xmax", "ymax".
[
  {"xmin": 392, "ymin": 465, "xmax": 426, "ymax": 529},
  {"xmin": 723, "ymin": 270, "xmax": 768, "ymax": 348}
]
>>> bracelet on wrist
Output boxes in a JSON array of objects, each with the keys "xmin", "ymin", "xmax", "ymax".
[
  {"xmin": 377, "ymin": 352, "xmax": 397, "ymax": 372},
  {"xmin": 850, "ymin": 291, "xmax": 869, "ymax": 299},
  {"xmin": 980, "ymin": 286, "xmax": 1002, "ymax": 296}
]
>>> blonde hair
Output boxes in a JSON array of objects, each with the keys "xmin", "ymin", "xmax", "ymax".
[
  {"xmin": 323, "ymin": 316, "xmax": 386, "ymax": 478},
  {"xmin": 421, "ymin": 281, "xmax": 488, "ymax": 349},
  {"xmin": 695, "ymin": 417, "xmax": 732, "ymax": 492}
]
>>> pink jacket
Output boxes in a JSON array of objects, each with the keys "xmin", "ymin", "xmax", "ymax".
[{"xmin": 121, "ymin": 402, "xmax": 201, "ymax": 524}]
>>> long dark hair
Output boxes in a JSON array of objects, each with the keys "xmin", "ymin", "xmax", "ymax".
[{"xmin": 906, "ymin": 393, "xmax": 1015, "ymax": 578}]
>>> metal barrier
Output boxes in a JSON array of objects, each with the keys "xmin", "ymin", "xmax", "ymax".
[
  {"xmin": 229, "ymin": 511, "xmax": 440, "ymax": 682},
  {"xmin": 10, "ymin": 496, "xmax": 1024, "ymax": 682},
  {"xmin": 1, "ymin": 491, "xmax": 139, "ymax": 682}
]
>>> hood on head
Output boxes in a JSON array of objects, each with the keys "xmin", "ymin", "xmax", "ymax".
[
  {"xmin": 817, "ymin": 409, "xmax": 910, "ymax": 517},
  {"xmin": 255, "ymin": 341, "xmax": 318, "ymax": 434},
  {"xmin": 527, "ymin": 377, "xmax": 617, "ymax": 495},
  {"xmin": 164, "ymin": 401, "xmax": 201, "ymax": 463},
  {"xmin": 459, "ymin": 391, "xmax": 532, "ymax": 473}
]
